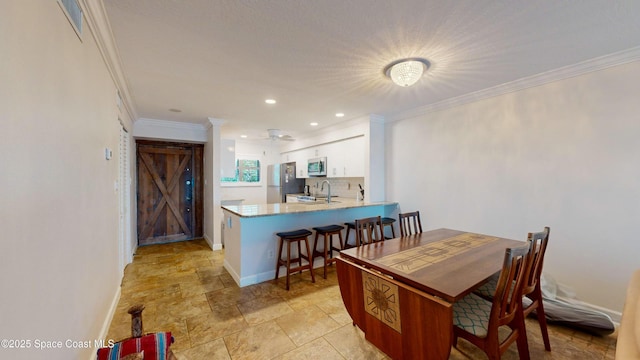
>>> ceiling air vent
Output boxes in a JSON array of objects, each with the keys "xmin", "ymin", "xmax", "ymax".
[{"xmin": 57, "ymin": 0, "xmax": 83, "ymax": 39}]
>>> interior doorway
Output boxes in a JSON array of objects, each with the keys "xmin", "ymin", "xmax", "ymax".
[{"xmin": 136, "ymin": 140, "xmax": 203, "ymax": 245}]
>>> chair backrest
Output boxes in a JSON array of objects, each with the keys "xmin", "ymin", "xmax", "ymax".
[
  {"xmin": 354, "ymin": 216, "xmax": 384, "ymax": 246},
  {"xmin": 491, "ymin": 245, "xmax": 531, "ymax": 329},
  {"xmin": 522, "ymin": 227, "xmax": 550, "ymax": 297},
  {"xmin": 398, "ymin": 211, "xmax": 422, "ymax": 236}
]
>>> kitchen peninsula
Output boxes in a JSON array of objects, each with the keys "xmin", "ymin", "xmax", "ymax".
[{"xmin": 221, "ymin": 199, "xmax": 398, "ymax": 287}]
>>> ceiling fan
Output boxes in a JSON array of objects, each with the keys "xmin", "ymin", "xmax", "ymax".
[{"xmin": 264, "ymin": 129, "xmax": 295, "ymax": 141}]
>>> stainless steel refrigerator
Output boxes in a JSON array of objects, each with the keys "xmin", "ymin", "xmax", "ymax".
[{"xmin": 267, "ymin": 162, "xmax": 305, "ymax": 203}]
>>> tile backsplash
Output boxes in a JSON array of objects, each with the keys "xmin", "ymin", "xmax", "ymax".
[{"xmin": 305, "ymin": 177, "xmax": 365, "ymax": 199}]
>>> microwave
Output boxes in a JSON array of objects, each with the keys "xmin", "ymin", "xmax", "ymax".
[{"xmin": 308, "ymin": 157, "xmax": 327, "ymax": 177}]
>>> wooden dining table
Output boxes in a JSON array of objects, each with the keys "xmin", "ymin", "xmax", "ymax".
[{"xmin": 336, "ymin": 228, "xmax": 524, "ymax": 360}]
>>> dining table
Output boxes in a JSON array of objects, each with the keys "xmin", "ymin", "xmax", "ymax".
[{"xmin": 336, "ymin": 228, "xmax": 524, "ymax": 360}]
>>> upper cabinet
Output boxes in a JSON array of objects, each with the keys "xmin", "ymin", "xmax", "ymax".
[
  {"xmin": 280, "ymin": 135, "xmax": 365, "ymax": 179},
  {"xmin": 327, "ymin": 136, "xmax": 365, "ymax": 178},
  {"xmin": 220, "ymin": 139, "xmax": 236, "ymax": 178},
  {"xmin": 282, "ymin": 149, "xmax": 309, "ymax": 178}
]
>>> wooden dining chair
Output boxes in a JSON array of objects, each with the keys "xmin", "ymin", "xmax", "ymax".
[
  {"xmin": 398, "ymin": 211, "xmax": 422, "ymax": 236},
  {"xmin": 475, "ymin": 227, "xmax": 551, "ymax": 352},
  {"xmin": 452, "ymin": 245, "xmax": 532, "ymax": 360},
  {"xmin": 521, "ymin": 227, "xmax": 551, "ymax": 351},
  {"xmin": 354, "ymin": 216, "xmax": 384, "ymax": 246}
]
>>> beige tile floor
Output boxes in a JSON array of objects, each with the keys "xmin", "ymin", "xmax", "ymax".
[{"xmin": 107, "ymin": 239, "xmax": 618, "ymax": 359}]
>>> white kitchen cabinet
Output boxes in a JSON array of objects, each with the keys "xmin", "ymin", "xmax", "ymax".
[
  {"xmin": 280, "ymin": 136, "xmax": 364, "ymax": 179},
  {"xmin": 296, "ymin": 149, "xmax": 309, "ymax": 178},
  {"xmin": 327, "ymin": 136, "xmax": 365, "ymax": 177},
  {"xmin": 220, "ymin": 139, "xmax": 236, "ymax": 178},
  {"xmin": 282, "ymin": 150, "xmax": 308, "ymax": 178},
  {"xmin": 343, "ymin": 136, "xmax": 365, "ymax": 177}
]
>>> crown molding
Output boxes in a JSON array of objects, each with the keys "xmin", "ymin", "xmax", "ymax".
[
  {"xmin": 206, "ymin": 117, "xmax": 227, "ymax": 129},
  {"xmin": 391, "ymin": 46, "xmax": 640, "ymax": 122},
  {"xmin": 369, "ymin": 114, "xmax": 385, "ymax": 123},
  {"xmin": 136, "ymin": 118, "xmax": 208, "ymax": 131},
  {"xmin": 80, "ymin": 0, "xmax": 138, "ymax": 121}
]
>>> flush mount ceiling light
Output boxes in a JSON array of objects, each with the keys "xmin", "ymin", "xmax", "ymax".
[
  {"xmin": 335, "ymin": 113, "xmax": 344, "ymax": 118},
  {"xmin": 384, "ymin": 58, "xmax": 430, "ymax": 87},
  {"xmin": 265, "ymin": 99, "xmax": 276, "ymax": 104}
]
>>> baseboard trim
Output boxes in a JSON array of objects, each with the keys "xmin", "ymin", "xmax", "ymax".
[
  {"xmin": 223, "ymin": 259, "xmax": 241, "ymax": 286},
  {"xmin": 92, "ymin": 285, "xmax": 121, "ymax": 359},
  {"xmin": 203, "ymin": 233, "xmax": 223, "ymax": 250},
  {"xmin": 203, "ymin": 233, "xmax": 213, "ymax": 249}
]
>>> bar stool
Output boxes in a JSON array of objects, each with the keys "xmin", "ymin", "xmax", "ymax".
[
  {"xmin": 381, "ymin": 217, "xmax": 397, "ymax": 239},
  {"xmin": 274, "ymin": 229, "xmax": 315, "ymax": 290},
  {"xmin": 343, "ymin": 222, "xmax": 357, "ymax": 248},
  {"xmin": 311, "ymin": 224, "xmax": 345, "ymax": 279}
]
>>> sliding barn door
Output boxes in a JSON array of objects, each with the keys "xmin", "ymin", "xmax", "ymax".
[{"xmin": 136, "ymin": 141, "xmax": 203, "ymax": 245}]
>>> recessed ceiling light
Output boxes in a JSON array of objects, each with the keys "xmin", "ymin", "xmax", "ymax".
[
  {"xmin": 310, "ymin": 122, "xmax": 318, "ymax": 126},
  {"xmin": 265, "ymin": 99, "xmax": 276, "ymax": 104},
  {"xmin": 169, "ymin": 108, "xmax": 182, "ymax": 112},
  {"xmin": 335, "ymin": 113, "xmax": 344, "ymax": 117},
  {"xmin": 240, "ymin": 134, "xmax": 247, "ymax": 138}
]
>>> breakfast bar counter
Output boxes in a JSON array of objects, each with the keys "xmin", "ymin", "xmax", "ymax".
[
  {"xmin": 222, "ymin": 198, "xmax": 396, "ymax": 217},
  {"xmin": 221, "ymin": 199, "xmax": 398, "ymax": 286}
]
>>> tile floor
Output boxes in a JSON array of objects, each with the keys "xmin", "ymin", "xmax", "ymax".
[{"xmin": 107, "ymin": 239, "xmax": 618, "ymax": 359}]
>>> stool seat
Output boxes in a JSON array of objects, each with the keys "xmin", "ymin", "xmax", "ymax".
[
  {"xmin": 276, "ymin": 229, "xmax": 313, "ymax": 238},
  {"xmin": 313, "ymin": 224, "xmax": 345, "ymax": 233},
  {"xmin": 382, "ymin": 217, "xmax": 396, "ymax": 239}
]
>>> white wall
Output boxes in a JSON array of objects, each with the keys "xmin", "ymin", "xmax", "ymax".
[
  {"xmin": 386, "ymin": 60, "xmax": 640, "ymax": 314},
  {"xmin": 0, "ymin": 2, "xmax": 127, "ymax": 359}
]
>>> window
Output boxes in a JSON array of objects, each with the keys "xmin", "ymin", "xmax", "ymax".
[
  {"xmin": 57, "ymin": 0, "xmax": 83, "ymax": 40},
  {"xmin": 221, "ymin": 159, "xmax": 261, "ymax": 183}
]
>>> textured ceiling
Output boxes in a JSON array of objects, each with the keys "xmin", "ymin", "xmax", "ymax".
[{"xmin": 103, "ymin": 0, "xmax": 640, "ymax": 140}]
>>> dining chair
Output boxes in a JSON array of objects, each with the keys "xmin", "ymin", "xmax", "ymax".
[
  {"xmin": 475, "ymin": 227, "xmax": 551, "ymax": 351},
  {"xmin": 398, "ymin": 211, "xmax": 422, "ymax": 236},
  {"xmin": 452, "ymin": 245, "xmax": 532, "ymax": 360},
  {"xmin": 354, "ymin": 216, "xmax": 384, "ymax": 246},
  {"xmin": 520, "ymin": 227, "xmax": 551, "ymax": 351}
]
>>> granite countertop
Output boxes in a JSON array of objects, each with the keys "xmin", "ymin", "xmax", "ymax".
[{"xmin": 221, "ymin": 198, "xmax": 397, "ymax": 218}]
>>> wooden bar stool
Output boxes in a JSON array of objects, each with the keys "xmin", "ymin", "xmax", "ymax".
[
  {"xmin": 312, "ymin": 224, "xmax": 345, "ymax": 279},
  {"xmin": 381, "ymin": 217, "xmax": 396, "ymax": 239},
  {"xmin": 343, "ymin": 222, "xmax": 357, "ymax": 248},
  {"xmin": 275, "ymin": 229, "xmax": 315, "ymax": 290}
]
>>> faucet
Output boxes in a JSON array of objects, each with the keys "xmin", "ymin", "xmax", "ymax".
[{"xmin": 320, "ymin": 180, "xmax": 331, "ymax": 203}]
